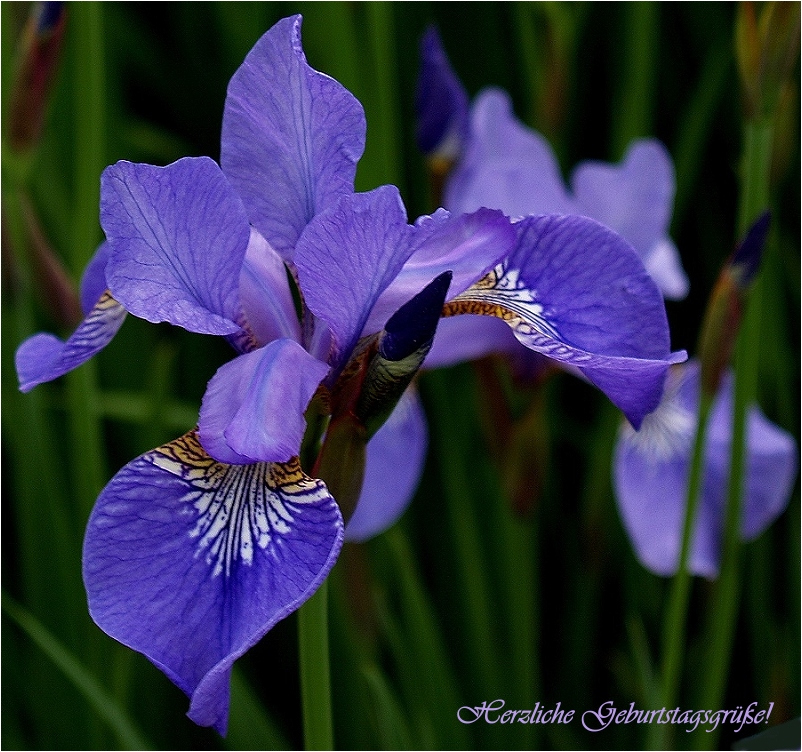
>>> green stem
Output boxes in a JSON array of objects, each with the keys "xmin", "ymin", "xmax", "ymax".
[
  {"xmin": 647, "ymin": 392, "xmax": 713, "ymax": 750},
  {"xmin": 66, "ymin": 7, "xmax": 111, "ymax": 747},
  {"xmin": 298, "ymin": 579, "xmax": 334, "ymax": 751},
  {"xmin": 693, "ymin": 117, "xmax": 774, "ymax": 750},
  {"xmin": 364, "ymin": 2, "xmax": 401, "ymax": 190}
]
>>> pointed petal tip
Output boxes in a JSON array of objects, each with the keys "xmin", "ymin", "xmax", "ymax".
[
  {"xmin": 731, "ymin": 210, "xmax": 771, "ymax": 286},
  {"xmin": 380, "ymin": 271, "xmax": 453, "ymax": 361},
  {"xmin": 221, "ymin": 14, "xmax": 366, "ymax": 258},
  {"xmin": 415, "ymin": 24, "xmax": 469, "ymax": 156}
]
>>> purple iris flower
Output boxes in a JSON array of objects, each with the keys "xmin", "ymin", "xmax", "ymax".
[
  {"xmin": 16, "ymin": 15, "xmax": 686, "ymax": 734},
  {"xmin": 417, "ymin": 27, "xmax": 689, "ymax": 302},
  {"xmin": 613, "ymin": 359, "xmax": 797, "ymax": 577}
]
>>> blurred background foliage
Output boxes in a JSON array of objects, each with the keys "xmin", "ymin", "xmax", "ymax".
[{"xmin": 1, "ymin": 2, "xmax": 799, "ymax": 750}]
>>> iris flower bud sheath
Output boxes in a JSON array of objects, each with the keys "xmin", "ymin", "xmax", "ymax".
[
  {"xmin": 736, "ymin": 2, "xmax": 801, "ymax": 121},
  {"xmin": 697, "ymin": 211, "xmax": 770, "ymax": 398},
  {"xmin": 314, "ymin": 272, "xmax": 452, "ymax": 522}
]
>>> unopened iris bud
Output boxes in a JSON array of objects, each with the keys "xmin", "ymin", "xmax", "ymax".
[
  {"xmin": 728, "ymin": 210, "xmax": 770, "ymax": 288},
  {"xmin": 358, "ymin": 271, "xmax": 452, "ymax": 435},
  {"xmin": 313, "ymin": 271, "xmax": 452, "ymax": 522},
  {"xmin": 7, "ymin": 2, "xmax": 66, "ymax": 153},
  {"xmin": 698, "ymin": 211, "xmax": 770, "ymax": 397},
  {"xmin": 379, "ymin": 270, "xmax": 452, "ymax": 361}
]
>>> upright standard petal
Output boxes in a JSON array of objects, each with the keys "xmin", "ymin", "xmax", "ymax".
[
  {"xmin": 613, "ymin": 361, "xmax": 798, "ymax": 576},
  {"xmin": 571, "ymin": 140, "xmax": 689, "ymax": 300},
  {"xmin": 445, "ymin": 88, "xmax": 574, "ymax": 218},
  {"xmin": 238, "ymin": 228, "xmax": 302, "ymax": 347},
  {"xmin": 294, "ymin": 186, "xmax": 418, "ymax": 372},
  {"xmin": 345, "ymin": 387, "xmax": 428, "ymax": 542},
  {"xmin": 100, "ymin": 157, "xmax": 249, "ymax": 335},
  {"xmin": 443, "ymin": 215, "xmax": 686, "ymax": 427},
  {"xmin": 221, "ymin": 15, "xmax": 366, "ymax": 260},
  {"xmin": 415, "ymin": 26, "xmax": 470, "ymax": 158},
  {"xmin": 83, "ymin": 430, "xmax": 343, "ymax": 735},
  {"xmin": 198, "ymin": 339, "xmax": 330, "ymax": 465},
  {"xmin": 16, "ymin": 291, "xmax": 127, "ymax": 392}
]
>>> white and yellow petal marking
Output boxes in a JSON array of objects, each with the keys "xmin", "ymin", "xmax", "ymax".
[
  {"xmin": 149, "ymin": 430, "xmax": 337, "ymax": 578},
  {"xmin": 442, "ymin": 263, "xmax": 592, "ymax": 363}
]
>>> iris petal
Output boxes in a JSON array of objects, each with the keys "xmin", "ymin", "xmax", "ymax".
[
  {"xmin": 79, "ymin": 242, "xmax": 112, "ymax": 315},
  {"xmin": 445, "ymin": 88, "xmax": 574, "ymax": 218},
  {"xmin": 83, "ymin": 430, "xmax": 343, "ymax": 735},
  {"xmin": 364, "ymin": 207, "xmax": 516, "ymax": 335},
  {"xmin": 704, "ymin": 371, "xmax": 798, "ymax": 542},
  {"xmin": 424, "ymin": 314, "xmax": 518, "ymax": 369},
  {"xmin": 100, "ymin": 157, "xmax": 248, "ymax": 335},
  {"xmin": 443, "ymin": 215, "xmax": 686, "ymax": 428},
  {"xmin": 199, "ymin": 339, "xmax": 330, "ymax": 465},
  {"xmin": 345, "ymin": 387, "xmax": 428, "ymax": 542},
  {"xmin": 571, "ymin": 140, "xmax": 673, "ymax": 260},
  {"xmin": 221, "ymin": 14, "xmax": 366, "ymax": 260},
  {"xmin": 16, "ymin": 291, "xmax": 127, "ymax": 392},
  {"xmin": 642, "ymin": 238, "xmax": 690, "ymax": 301},
  {"xmin": 239, "ymin": 228, "xmax": 302, "ymax": 347},
  {"xmin": 571, "ymin": 140, "xmax": 688, "ymax": 300},
  {"xmin": 294, "ymin": 186, "xmax": 417, "ymax": 372},
  {"xmin": 613, "ymin": 361, "xmax": 798, "ymax": 576}
]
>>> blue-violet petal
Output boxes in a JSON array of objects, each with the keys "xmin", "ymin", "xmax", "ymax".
[
  {"xmin": 83, "ymin": 430, "xmax": 343, "ymax": 735},
  {"xmin": 16, "ymin": 291, "xmax": 127, "ymax": 392},
  {"xmin": 221, "ymin": 14, "xmax": 366, "ymax": 260},
  {"xmin": 613, "ymin": 361, "xmax": 797, "ymax": 576},
  {"xmin": 100, "ymin": 157, "xmax": 248, "ymax": 335},
  {"xmin": 294, "ymin": 185, "xmax": 416, "ymax": 372},
  {"xmin": 199, "ymin": 339, "xmax": 330, "ymax": 465},
  {"xmin": 345, "ymin": 387, "xmax": 428, "ymax": 542}
]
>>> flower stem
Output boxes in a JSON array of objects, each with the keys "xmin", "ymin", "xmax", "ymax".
[
  {"xmin": 298, "ymin": 579, "xmax": 334, "ymax": 751},
  {"xmin": 693, "ymin": 116, "xmax": 774, "ymax": 751},
  {"xmin": 647, "ymin": 391, "xmax": 713, "ymax": 750}
]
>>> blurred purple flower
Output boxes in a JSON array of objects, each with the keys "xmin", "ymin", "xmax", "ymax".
[
  {"xmin": 416, "ymin": 27, "xmax": 688, "ymax": 424},
  {"xmin": 613, "ymin": 359, "xmax": 797, "ymax": 577},
  {"xmin": 17, "ymin": 15, "xmax": 686, "ymax": 733},
  {"xmin": 417, "ymin": 27, "xmax": 689, "ymax": 301}
]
